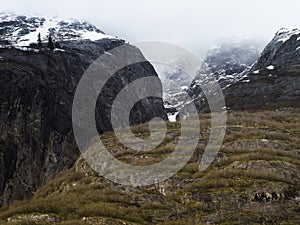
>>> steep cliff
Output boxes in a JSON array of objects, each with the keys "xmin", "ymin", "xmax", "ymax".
[{"xmin": 0, "ymin": 14, "xmax": 166, "ymax": 206}]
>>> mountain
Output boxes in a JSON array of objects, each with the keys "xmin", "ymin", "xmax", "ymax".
[
  {"xmin": 0, "ymin": 13, "xmax": 299, "ymax": 225},
  {"xmin": 188, "ymin": 40, "xmax": 262, "ymax": 101},
  {"xmin": 0, "ymin": 13, "xmax": 167, "ymax": 206},
  {"xmin": 200, "ymin": 40, "xmax": 262, "ymax": 85},
  {"xmin": 186, "ymin": 28, "xmax": 300, "ymax": 112},
  {"xmin": 160, "ymin": 40, "xmax": 263, "ymax": 117},
  {"xmin": 222, "ymin": 27, "xmax": 300, "ymax": 110}
]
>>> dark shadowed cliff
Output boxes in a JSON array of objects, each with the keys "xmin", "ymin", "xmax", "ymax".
[{"xmin": 0, "ymin": 36, "xmax": 166, "ymax": 205}]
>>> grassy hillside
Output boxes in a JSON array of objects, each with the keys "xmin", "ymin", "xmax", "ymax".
[{"xmin": 0, "ymin": 110, "xmax": 300, "ymax": 225}]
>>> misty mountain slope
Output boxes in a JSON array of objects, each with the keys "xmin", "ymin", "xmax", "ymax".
[
  {"xmin": 160, "ymin": 40, "xmax": 262, "ymax": 117},
  {"xmin": 188, "ymin": 40, "xmax": 263, "ymax": 100},
  {"xmin": 221, "ymin": 27, "xmax": 300, "ymax": 110},
  {"xmin": 0, "ymin": 110, "xmax": 299, "ymax": 224},
  {"xmin": 156, "ymin": 61, "xmax": 194, "ymax": 121},
  {"xmin": 0, "ymin": 13, "xmax": 166, "ymax": 206},
  {"xmin": 186, "ymin": 28, "xmax": 300, "ymax": 112},
  {"xmin": 200, "ymin": 40, "xmax": 262, "ymax": 84}
]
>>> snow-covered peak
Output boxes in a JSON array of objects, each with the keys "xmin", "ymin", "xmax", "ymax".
[
  {"xmin": 0, "ymin": 12, "xmax": 117, "ymax": 46},
  {"xmin": 273, "ymin": 27, "xmax": 300, "ymax": 43}
]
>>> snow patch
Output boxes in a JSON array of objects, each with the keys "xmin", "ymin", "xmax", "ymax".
[
  {"xmin": 13, "ymin": 46, "xmax": 40, "ymax": 53},
  {"xmin": 242, "ymin": 79, "xmax": 251, "ymax": 83},
  {"xmin": 180, "ymin": 86, "xmax": 188, "ymax": 91},
  {"xmin": 54, "ymin": 48, "xmax": 65, "ymax": 52},
  {"xmin": 80, "ymin": 31, "xmax": 115, "ymax": 41},
  {"xmin": 253, "ymin": 70, "xmax": 260, "ymax": 74},
  {"xmin": 104, "ymin": 51, "xmax": 112, "ymax": 56},
  {"xmin": 16, "ymin": 18, "xmax": 58, "ymax": 46},
  {"xmin": 0, "ymin": 44, "xmax": 11, "ymax": 49},
  {"xmin": 168, "ymin": 112, "xmax": 179, "ymax": 122},
  {"xmin": 267, "ymin": 65, "xmax": 275, "ymax": 70}
]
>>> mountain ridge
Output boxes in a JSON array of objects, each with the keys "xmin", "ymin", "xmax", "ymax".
[
  {"xmin": 181, "ymin": 27, "xmax": 300, "ymax": 113},
  {"xmin": 0, "ymin": 13, "xmax": 117, "ymax": 47}
]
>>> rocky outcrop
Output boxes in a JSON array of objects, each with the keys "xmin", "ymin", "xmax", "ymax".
[
  {"xmin": 223, "ymin": 28, "xmax": 300, "ymax": 110},
  {"xmin": 0, "ymin": 24, "xmax": 166, "ymax": 206},
  {"xmin": 7, "ymin": 214, "xmax": 59, "ymax": 223},
  {"xmin": 223, "ymin": 69, "xmax": 300, "ymax": 110},
  {"xmin": 252, "ymin": 27, "xmax": 300, "ymax": 72}
]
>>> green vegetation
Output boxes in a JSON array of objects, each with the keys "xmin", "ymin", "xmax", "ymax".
[{"xmin": 0, "ymin": 110, "xmax": 300, "ymax": 224}]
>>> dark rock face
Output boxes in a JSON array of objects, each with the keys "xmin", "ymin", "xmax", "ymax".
[
  {"xmin": 223, "ymin": 70, "xmax": 300, "ymax": 110},
  {"xmin": 0, "ymin": 39, "xmax": 166, "ymax": 206},
  {"xmin": 223, "ymin": 28, "xmax": 300, "ymax": 110},
  {"xmin": 252, "ymin": 28, "xmax": 300, "ymax": 72}
]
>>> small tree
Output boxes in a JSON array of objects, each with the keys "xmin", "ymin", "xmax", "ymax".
[
  {"xmin": 47, "ymin": 34, "xmax": 54, "ymax": 51},
  {"xmin": 37, "ymin": 33, "xmax": 42, "ymax": 48}
]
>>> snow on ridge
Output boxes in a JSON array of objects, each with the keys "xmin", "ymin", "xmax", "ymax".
[
  {"xmin": 168, "ymin": 112, "xmax": 179, "ymax": 122},
  {"xmin": 274, "ymin": 27, "xmax": 300, "ymax": 43},
  {"xmin": 242, "ymin": 79, "xmax": 251, "ymax": 83},
  {"xmin": 80, "ymin": 31, "xmax": 115, "ymax": 41},
  {"xmin": 0, "ymin": 12, "xmax": 118, "ymax": 46},
  {"xmin": 16, "ymin": 18, "xmax": 59, "ymax": 46}
]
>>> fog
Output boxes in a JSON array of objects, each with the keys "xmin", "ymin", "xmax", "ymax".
[{"xmin": 2, "ymin": 0, "xmax": 300, "ymax": 56}]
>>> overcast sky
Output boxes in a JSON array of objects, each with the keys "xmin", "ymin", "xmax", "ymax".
[{"xmin": 2, "ymin": 0, "xmax": 300, "ymax": 56}]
